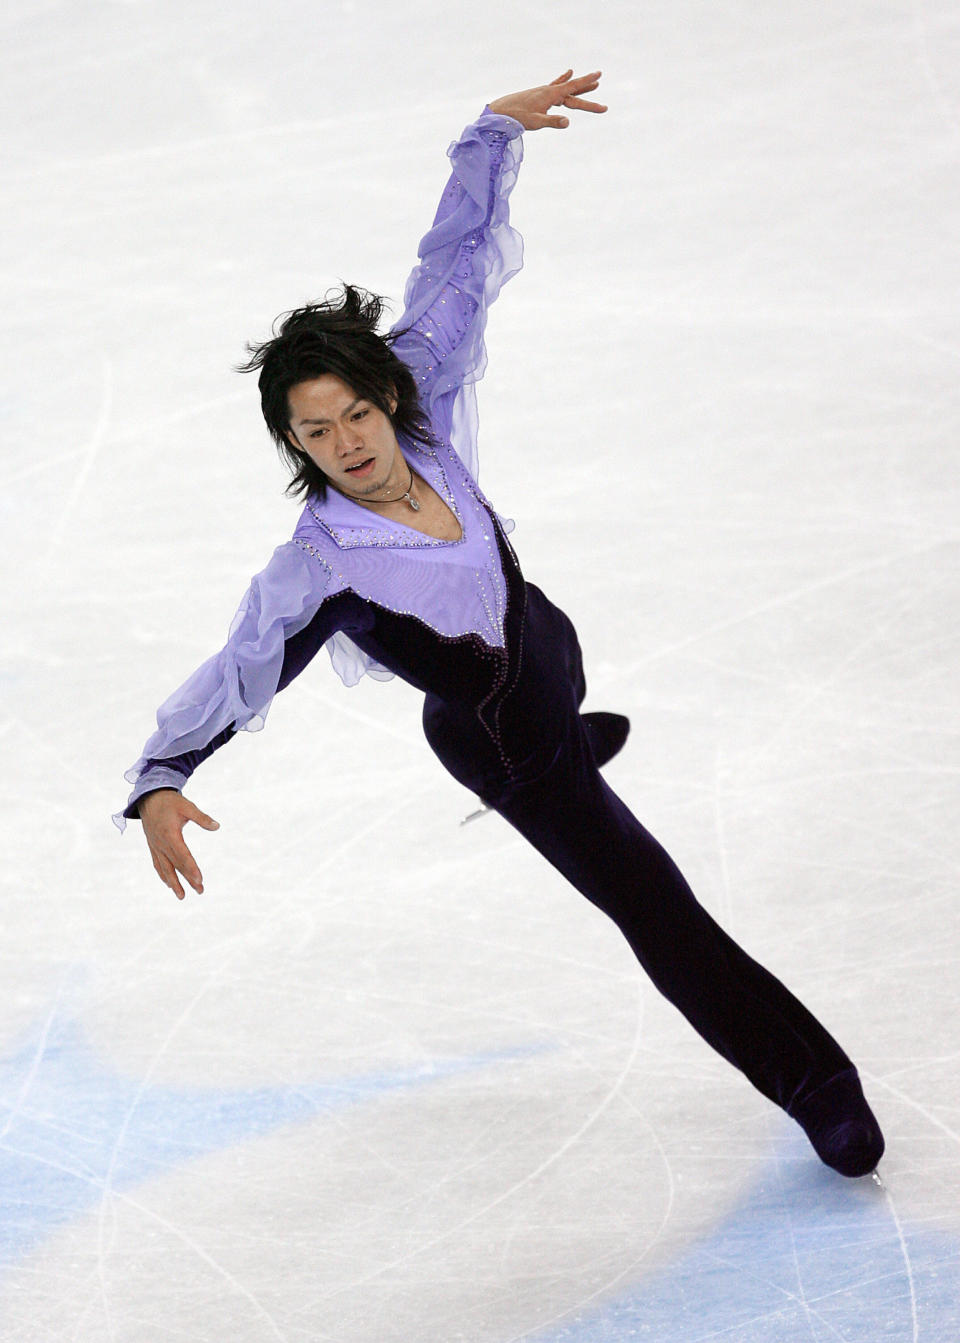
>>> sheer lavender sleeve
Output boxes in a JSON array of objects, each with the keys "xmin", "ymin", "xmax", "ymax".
[
  {"xmin": 113, "ymin": 540, "xmax": 344, "ymax": 832},
  {"xmin": 391, "ymin": 108, "xmax": 525, "ymax": 480}
]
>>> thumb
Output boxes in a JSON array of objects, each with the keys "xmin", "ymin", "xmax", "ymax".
[{"xmin": 187, "ymin": 804, "xmax": 220, "ymax": 830}]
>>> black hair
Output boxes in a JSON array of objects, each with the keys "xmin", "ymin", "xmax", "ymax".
[{"xmin": 236, "ymin": 284, "xmax": 435, "ymax": 501}]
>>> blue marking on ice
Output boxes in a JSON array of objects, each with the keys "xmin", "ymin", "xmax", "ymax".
[
  {"xmin": 532, "ymin": 1140, "xmax": 959, "ymax": 1342},
  {"xmin": 0, "ymin": 1006, "xmax": 548, "ymax": 1272},
  {"xmin": 4, "ymin": 1002, "xmax": 957, "ymax": 1338}
]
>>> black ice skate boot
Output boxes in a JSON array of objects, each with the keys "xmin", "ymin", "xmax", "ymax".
[
  {"xmin": 582, "ymin": 712, "xmax": 631, "ymax": 768},
  {"xmin": 787, "ymin": 1068, "xmax": 885, "ymax": 1177}
]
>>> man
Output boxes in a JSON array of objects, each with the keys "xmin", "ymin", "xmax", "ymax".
[{"xmin": 116, "ymin": 71, "xmax": 884, "ymax": 1179}]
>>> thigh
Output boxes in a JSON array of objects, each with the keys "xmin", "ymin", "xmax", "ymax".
[
  {"xmin": 421, "ymin": 695, "xmax": 505, "ymax": 799},
  {"xmin": 524, "ymin": 583, "xmax": 587, "ymax": 707}
]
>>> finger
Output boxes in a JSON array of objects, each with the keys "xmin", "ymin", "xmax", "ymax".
[
  {"xmin": 549, "ymin": 69, "xmax": 574, "ymax": 86},
  {"xmin": 563, "ymin": 71, "xmax": 602, "ymax": 91},
  {"xmin": 563, "ymin": 79, "xmax": 602, "ymax": 100},
  {"xmin": 171, "ymin": 849, "xmax": 204, "ymax": 894},
  {"xmin": 156, "ymin": 838, "xmax": 204, "ymax": 895},
  {"xmin": 562, "ymin": 97, "xmax": 608, "ymax": 113},
  {"xmin": 540, "ymin": 114, "xmax": 571, "ymax": 130},
  {"xmin": 153, "ymin": 854, "xmax": 186, "ymax": 900}
]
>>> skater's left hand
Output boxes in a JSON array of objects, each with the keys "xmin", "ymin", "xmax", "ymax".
[{"xmin": 488, "ymin": 70, "xmax": 607, "ymax": 131}]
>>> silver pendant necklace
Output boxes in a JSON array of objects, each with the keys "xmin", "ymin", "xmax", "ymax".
[
  {"xmin": 395, "ymin": 464, "xmax": 421, "ymax": 511},
  {"xmin": 343, "ymin": 462, "xmax": 420, "ymax": 511}
]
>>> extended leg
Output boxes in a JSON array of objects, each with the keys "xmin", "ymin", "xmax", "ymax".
[{"xmin": 489, "ymin": 727, "xmax": 883, "ymax": 1175}]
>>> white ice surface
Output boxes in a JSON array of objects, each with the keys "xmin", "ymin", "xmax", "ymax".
[{"xmin": 2, "ymin": 1, "xmax": 959, "ymax": 1340}]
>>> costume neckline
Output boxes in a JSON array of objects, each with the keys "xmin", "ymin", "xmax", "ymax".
[{"xmin": 307, "ymin": 440, "xmax": 467, "ymax": 550}]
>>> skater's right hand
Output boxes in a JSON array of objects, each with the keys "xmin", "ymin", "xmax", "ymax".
[{"xmin": 138, "ymin": 789, "xmax": 219, "ymax": 900}]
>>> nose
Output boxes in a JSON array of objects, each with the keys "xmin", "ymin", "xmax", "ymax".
[{"xmin": 336, "ymin": 428, "xmax": 364, "ymax": 456}]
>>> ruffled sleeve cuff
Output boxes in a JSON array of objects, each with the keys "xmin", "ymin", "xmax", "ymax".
[{"xmin": 113, "ymin": 766, "xmax": 190, "ymax": 832}]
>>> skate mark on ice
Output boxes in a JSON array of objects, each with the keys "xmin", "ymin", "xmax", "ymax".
[
  {"xmin": 0, "ymin": 1000, "xmax": 552, "ymax": 1277},
  {"xmin": 525, "ymin": 1135, "xmax": 954, "ymax": 1343}
]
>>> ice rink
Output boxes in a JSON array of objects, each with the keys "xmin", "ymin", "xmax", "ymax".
[{"xmin": 3, "ymin": 1, "xmax": 959, "ymax": 1338}]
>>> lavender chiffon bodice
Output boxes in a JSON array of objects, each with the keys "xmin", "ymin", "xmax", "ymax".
[{"xmin": 114, "ymin": 108, "xmax": 525, "ymax": 831}]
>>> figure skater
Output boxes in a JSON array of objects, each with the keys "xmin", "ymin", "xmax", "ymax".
[{"xmin": 114, "ymin": 70, "xmax": 885, "ymax": 1178}]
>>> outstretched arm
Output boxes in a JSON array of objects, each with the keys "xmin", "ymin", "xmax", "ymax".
[
  {"xmin": 114, "ymin": 540, "xmax": 350, "ymax": 898},
  {"xmin": 391, "ymin": 70, "xmax": 606, "ymax": 475},
  {"xmin": 123, "ymin": 603, "xmax": 348, "ymax": 900}
]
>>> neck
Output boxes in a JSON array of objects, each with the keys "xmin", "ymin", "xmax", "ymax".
[{"xmin": 338, "ymin": 454, "xmax": 415, "ymax": 509}]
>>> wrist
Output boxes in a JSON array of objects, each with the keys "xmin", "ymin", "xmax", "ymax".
[
  {"xmin": 137, "ymin": 787, "xmax": 180, "ymax": 814},
  {"xmin": 483, "ymin": 102, "xmax": 526, "ymax": 131}
]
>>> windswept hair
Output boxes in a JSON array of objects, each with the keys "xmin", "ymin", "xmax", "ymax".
[{"xmin": 237, "ymin": 284, "xmax": 435, "ymax": 501}]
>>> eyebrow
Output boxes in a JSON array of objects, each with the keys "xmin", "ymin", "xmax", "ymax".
[{"xmin": 297, "ymin": 396, "xmax": 365, "ymax": 427}]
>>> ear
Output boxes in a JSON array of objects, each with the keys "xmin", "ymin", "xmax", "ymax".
[{"xmin": 387, "ymin": 387, "xmax": 398, "ymax": 416}]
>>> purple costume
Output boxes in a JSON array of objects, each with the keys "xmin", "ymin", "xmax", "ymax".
[{"xmin": 115, "ymin": 109, "xmax": 883, "ymax": 1174}]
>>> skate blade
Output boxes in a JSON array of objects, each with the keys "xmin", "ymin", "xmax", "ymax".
[{"xmin": 460, "ymin": 803, "xmax": 491, "ymax": 826}]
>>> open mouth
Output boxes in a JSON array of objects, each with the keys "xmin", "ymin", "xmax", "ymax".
[{"xmin": 344, "ymin": 457, "xmax": 376, "ymax": 476}]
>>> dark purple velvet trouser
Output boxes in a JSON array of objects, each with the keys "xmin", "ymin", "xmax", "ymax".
[{"xmin": 422, "ymin": 582, "xmax": 851, "ymax": 1114}]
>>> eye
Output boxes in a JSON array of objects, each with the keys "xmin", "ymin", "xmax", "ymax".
[
  {"xmin": 352, "ymin": 408, "xmax": 369, "ymax": 421},
  {"xmin": 309, "ymin": 427, "xmax": 328, "ymax": 439}
]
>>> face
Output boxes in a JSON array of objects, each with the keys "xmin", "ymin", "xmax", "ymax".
[{"xmin": 285, "ymin": 373, "xmax": 403, "ymax": 498}]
